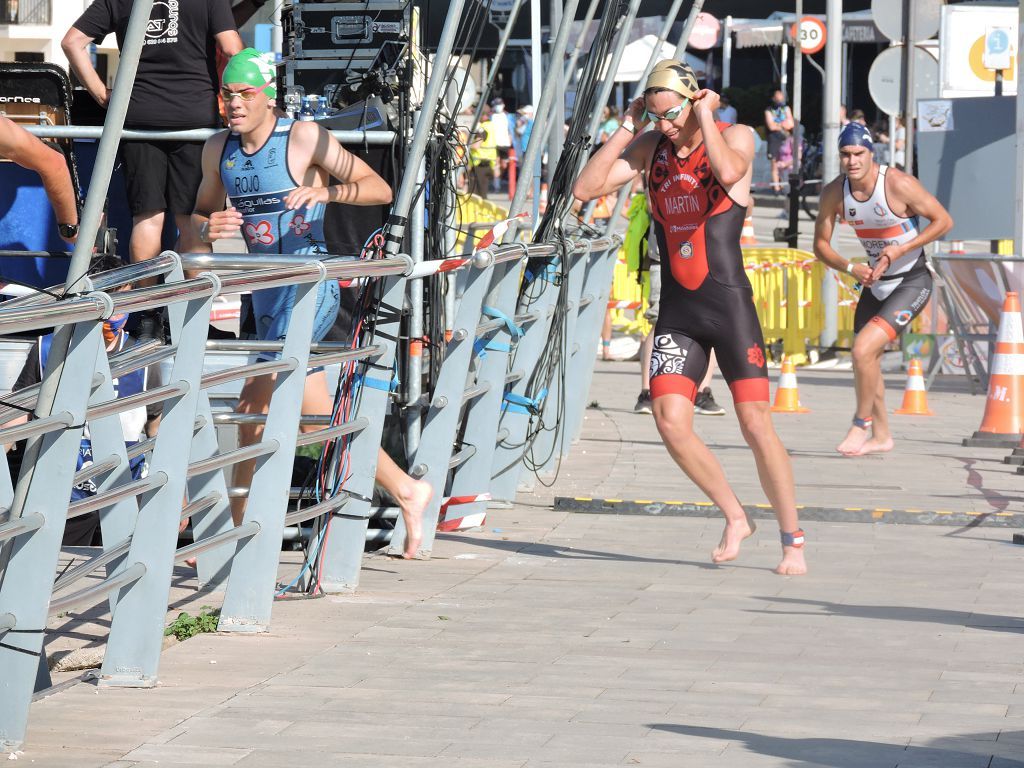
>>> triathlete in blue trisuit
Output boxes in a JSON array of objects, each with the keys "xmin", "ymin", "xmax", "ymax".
[
  {"xmin": 813, "ymin": 124, "xmax": 952, "ymax": 457},
  {"xmin": 191, "ymin": 49, "xmax": 431, "ymax": 557}
]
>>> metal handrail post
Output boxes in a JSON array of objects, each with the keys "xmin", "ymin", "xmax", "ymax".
[
  {"xmin": 0, "ymin": 323, "xmax": 103, "ymax": 751},
  {"xmin": 404, "ymin": 142, "xmax": 427, "ymax": 456},
  {"xmin": 99, "ymin": 273, "xmax": 219, "ymax": 685},
  {"xmin": 85, "ymin": 346, "xmax": 145, "ymax": 591},
  {"xmin": 319, "ymin": 266, "xmax": 411, "ymax": 590},
  {"xmin": 383, "ymin": 0, "xmax": 468, "ymax": 255},
  {"xmin": 489, "ymin": 280, "xmax": 563, "ymax": 503},
  {"xmin": 441, "ymin": 255, "xmax": 529, "ymax": 528},
  {"xmin": 168, "ymin": 258, "xmax": 235, "ymax": 592},
  {"xmin": 561, "ymin": 241, "xmax": 621, "ymax": 447},
  {"xmin": 387, "ymin": 256, "xmax": 495, "ymax": 557},
  {"xmin": 532, "ymin": 245, "xmax": 591, "ymax": 476},
  {"xmin": 216, "ymin": 275, "xmax": 323, "ymax": 632}
]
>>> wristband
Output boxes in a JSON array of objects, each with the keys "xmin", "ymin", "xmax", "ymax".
[
  {"xmin": 620, "ymin": 119, "xmax": 636, "ymax": 135},
  {"xmin": 200, "ymin": 221, "xmax": 211, "ymax": 243},
  {"xmin": 845, "ymin": 262, "xmax": 855, "ymax": 275}
]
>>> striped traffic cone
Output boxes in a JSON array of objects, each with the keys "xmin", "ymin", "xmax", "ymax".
[
  {"xmin": 894, "ymin": 359, "xmax": 934, "ymax": 415},
  {"xmin": 771, "ymin": 358, "xmax": 810, "ymax": 413},
  {"xmin": 964, "ymin": 291, "xmax": 1024, "ymax": 447},
  {"xmin": 740, "ymin": 215, "xmax": 757, "ymax": 246}
]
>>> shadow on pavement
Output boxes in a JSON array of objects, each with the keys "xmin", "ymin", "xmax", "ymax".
[
  {"xmin": 438, "ymin": 533, "xmax": 745, "ymax": 570},
  {"xmin": 750, "ymin": 596, "xmax": 1024, "ymax": 634},
  {"xmin": 648, "ymin": 724, "xmax": 1024, "ymax": 767}
]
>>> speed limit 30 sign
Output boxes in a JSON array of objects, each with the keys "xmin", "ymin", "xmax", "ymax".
[{"xmin": 791, "ymin": 16, "xmax": 827, "ymax": 55}]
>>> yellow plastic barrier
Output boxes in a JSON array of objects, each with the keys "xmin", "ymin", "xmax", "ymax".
[
  {"xmin": 742, "ymin": 247, "xmax": 859, "ymax": 364},
  {"xmin": 454, "ymin": 193, "xmax": 510, "ymax": 251},
  {"xmin": 609, "ymin": 248, "xmax": 650, "ymax": 336}
]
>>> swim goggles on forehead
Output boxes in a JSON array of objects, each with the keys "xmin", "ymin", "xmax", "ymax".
[
  {"xmin": 220, "ymin": 79, "xmax": 274, "ymax": 102},
  {"xmin": 643, "ymin": 98, "xmax": 691, "ymax": 122}
]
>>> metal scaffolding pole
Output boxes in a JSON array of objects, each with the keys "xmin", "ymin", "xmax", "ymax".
[
  {"xmin": 0, "ymin": 0, "xmax": 155, "ymax": 574},
  {"xmin": 383, "ymin": 0, "xmax": 468, "ymax": 254},
  {"xmin": 821, "ymin": 0, "xmax": 843, "ymax": 347},
  {"xmin": 549, "ymin": 0, "xmax": 566, "ymax": 176},
  {"xmin": 786, "ymin": 0, "xmax": 804, "ymax": 251},
  {"xmin": 471, "ymin": 0, "xmax": 526, "ymax": 133},
  {"xmin": 563, "ymin": 0, "xmax": 601, "ymax": 84},
  {"xmin": 507, "ymin": 0, "xmax": 582, "ymax": 227},
  {"xmin": 902, "ymin": 0, "xmax": 916, "ymax": 175}
]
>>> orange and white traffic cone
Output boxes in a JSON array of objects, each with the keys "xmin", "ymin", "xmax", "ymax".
[
  {"xmin": 740, "ymin": 215, "xmax": 757, "ymax": 246},
  {"xmin": 964, "ymin": 291, "xmax": 1024, "ymax": 447},
  {"xmin": 771, "ymin": 358, "xmax": 810, "ymax": 413},
  {"xmin": 894, "ymin": 358, "xmax": 934, "ymax": 415}
]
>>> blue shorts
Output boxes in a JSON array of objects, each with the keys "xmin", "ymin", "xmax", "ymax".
[{"xmin": 251, "ymin": 280, "xmax": 341, "ymax": 362}]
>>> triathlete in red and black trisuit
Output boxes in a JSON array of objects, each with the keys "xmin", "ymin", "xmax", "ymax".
[{"xmin": 647, "ymin": 127, "xmax": 769, "ymax": 405}]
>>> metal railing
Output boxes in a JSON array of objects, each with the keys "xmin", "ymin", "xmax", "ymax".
[{"xmin": 0, "ymin": 231, "xmax": 619, "ymax": 750}]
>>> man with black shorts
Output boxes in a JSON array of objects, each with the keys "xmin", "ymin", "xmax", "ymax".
[
  {"xmin": 575, "ymin": 60, "xmax": 806, "ymax": 575},
  {"xmin": 62, "ymin": 0, "xmax": 242, "ymax": 309},
  {"xmin": 813, "ymin": 124, "xmax": 952, "ymax": 456}
]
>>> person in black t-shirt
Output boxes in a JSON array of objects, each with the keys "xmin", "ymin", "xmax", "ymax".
[{"xmin": 61, "ymin": 0, "xmax": 242, "ymax": 306}]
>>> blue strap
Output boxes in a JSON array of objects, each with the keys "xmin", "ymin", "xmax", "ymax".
[
  {"xmin": 502, "ymin": 387, "xmax": 548, "ymax": 414},
  {"xmin": 356, "ymin": 372, "xmax": 399, "ymax": 392},
  {"xmin": 525, "ymin": 263, "xmax": 559, "ymax": 285},
  {"xmin": 473, "ymin": 338, "xmax": 512, "ymax": 358},
  {"xmin": 481, "ymin": 305, "xmax": 524, "ymax": 339}
]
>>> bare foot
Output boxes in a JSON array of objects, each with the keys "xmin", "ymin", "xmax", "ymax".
[
  {"xmin": 398, "ymin": 479, "xmax": 432, "ymax": 559},
  {"xmin": 837, "ymin": 425, "xmax": 870, "ymax": 456},
  {"xmin": 774, "ymin": 546, "xmax": 807, "ymax": 575},
  {"xmin": 712, "ymin": 516, "xmax": 756, "ymax": 563},
  {"xmin": 852, "ymin": 436, "xmax": 894, "ymax": 456}
]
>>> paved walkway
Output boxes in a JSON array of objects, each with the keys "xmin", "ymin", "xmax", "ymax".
[{"xmin": 20, "ymin": 361, "xmax": 1024, "ymax": 767}]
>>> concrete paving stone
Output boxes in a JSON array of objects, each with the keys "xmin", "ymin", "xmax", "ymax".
[{"xmin": 121, "ymin": 744, "xmax": 252, "ymax": 765}]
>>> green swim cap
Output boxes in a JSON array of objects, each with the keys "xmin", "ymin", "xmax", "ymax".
[{"xmin": 222, "ymin": 48, "xmax": 277, "ymax": 99}]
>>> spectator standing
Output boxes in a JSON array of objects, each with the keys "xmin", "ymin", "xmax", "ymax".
[
  {"xmin": 764, "ymin": 89, "xmax": 795, "ymax": 194},
  {"xmin": 62, "ymin": 0, "xmax": 243, "ymax": 337},
  {"xmin": 598, "ymin": 106, "xmax": 620, "ymax": 144},
  {"xmin": 514, "ymin": 104, "xmax": 534, "ymax": 158},
  {"xmin": 487, "ymin": 98, "xmax": 515, "ymax": 192}
]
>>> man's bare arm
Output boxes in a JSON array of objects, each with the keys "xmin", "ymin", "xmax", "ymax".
[
  {"xmin": 812, "ymin": 178, "xmax": 874, "ymax": 284},
  {"xmin": 284, "ymin": 121, "xmax": 393, "ymax": 210},
  {"xmin": 61, "ymin": 27, "xmax": 109, "ymax": 107},
  {"xmin": 215, "ymin": 29, "xmax": 243, "ymax": 57},
  {"xmin": 0, "ymin": 116, "xmax": 78, "ymax": 232},
  {"xmin": 191, "ymin": 133, "xmax": 237, "ymax": 248},
  {"xmin": 890, "ymin": 170, "xmax": 954, "ymax": 253}
]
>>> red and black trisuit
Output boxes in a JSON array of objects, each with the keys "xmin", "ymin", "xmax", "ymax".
[{"xmin": 647, "ymin": 127, "xmax": 770, "ymax": 404}]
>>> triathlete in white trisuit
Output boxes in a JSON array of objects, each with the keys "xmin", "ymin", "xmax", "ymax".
[{"xmin": 814, "ymin": 123, "xmax": 953, "ymax": 457}]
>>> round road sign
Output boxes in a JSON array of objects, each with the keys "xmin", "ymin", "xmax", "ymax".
[
  {"xmin": 872, "ymin": 0, "xmax": 941, "ymax": 43},
  {"xmin": 867, "ymin": 45, "xmax": 940, "ymax": 117},
  {"xmin": 791, "ymin": 17, "xmax": 827, "ymax": 55}
]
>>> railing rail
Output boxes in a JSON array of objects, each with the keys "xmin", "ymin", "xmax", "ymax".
[{"xmin": 0, "ymin": 235, "xmax": 618, "ymax": 752}]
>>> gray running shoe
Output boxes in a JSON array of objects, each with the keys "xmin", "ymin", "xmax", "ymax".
[
  {"xmin": 634, "ymin": 390, "xmax": 653, "ymax": 414},
  {"xmin": 694, "ymin": 387, "xmax": 726, "ymax": 416}
]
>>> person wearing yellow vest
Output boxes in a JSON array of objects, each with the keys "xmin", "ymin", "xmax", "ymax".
[{"xmin": 469, "ymin": 110, "xmax": 499, "ymax": 199}]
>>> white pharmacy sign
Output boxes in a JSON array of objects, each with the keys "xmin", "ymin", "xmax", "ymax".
[{"xmin": 940, "ymin": 4, "xmax": 1017, "ymax": 96}]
